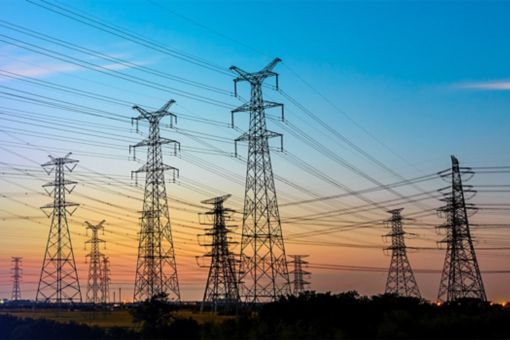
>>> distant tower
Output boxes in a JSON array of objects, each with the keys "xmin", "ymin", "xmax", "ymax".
[
  {"xmin": 85, "ymin": 220, "xmax": 106, "ymax": 304},
  {"xmin": 130, "ymin": 100, "xmax": 181, "ymax": 302},
  {"xmin": 37, "ymin": 153, "xmax": 82, "ymax": 303},
  {"xmin": 289, "ymin": 255, "xmax": 310, "ymax": 295},
  {"xmin": 437, "ymin": 155, "xmax": 486, "ymax": 302},
  {"xmin": 200, "ymin": 194, "xmax": 240, "ymax": 312},
  {"xmin": 384, "ymin": 208, "xmax": 421, "ymax": 298},
  {"xmin": 11, "ymin": 257, "xmax": 22, "ymax": 301},
  {"xmin": 230, "ymin": 58, "xmax": 291, "ymax": 303},
  {"xmin": 102, "ymin": 256, "xmax": 111, "ymax": 303}
]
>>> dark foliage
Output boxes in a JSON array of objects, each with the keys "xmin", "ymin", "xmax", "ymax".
[
  {"xmin": 2, "ymin": 292, "xmax": 510, "ymax": 339},
  {"xmin": 201, "ymin": 292, "xmax": 510, "ymax": 339},
  {"xmin": 0, "ymin": 314, "xmax": 135, "ymax": 339},
  {"xmin": 130, "ymin": 292, "xmax": 199, "ymax": 339}
]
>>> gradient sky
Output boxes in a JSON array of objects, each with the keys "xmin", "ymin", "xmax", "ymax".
[{"xmin": 1, "ymin": 0, "xmax": 510, "ymax": 302}]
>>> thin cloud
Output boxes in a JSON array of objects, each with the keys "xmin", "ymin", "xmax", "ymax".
[
  {"xmin": 455, "ymin": 80, "xmax": 510, "ymax": 91},
  {"xmin": 93, "ymin": 60, "xmax": 151, "ymax": 72},
  {"xmin": 0, "ymin": 51, "xmax": 152, "ymax": 81},
  {"xmin": 0, "ymin": 60, "xmax": 81, "ymax": 79}
]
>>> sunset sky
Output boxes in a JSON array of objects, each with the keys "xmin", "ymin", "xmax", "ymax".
[{"xmin": 1, "ymin": 0, "xmax": 510, "ymax": 302}]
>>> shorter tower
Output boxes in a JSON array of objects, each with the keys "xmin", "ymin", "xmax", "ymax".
[
  {"xmin": 37, "ymin": 153, "xmax": 82, "ymax": 303},
  {"xmin": 85, "ymin": 220, "xmax": 106, "ymax": 304},
  {"xmin": 11, "ymin": 257, "xmax": 22, "ymax": 301},
  {"xmin": 437, "ymin": 155, "xmax": 486, "ymax": 302},
  {"xmin": 384, "ymin": 208, "xmax": 421, "ymax": 298},
  {"xmin": 102, "ymin": 256, "xmax": 111, "ymax": 304},
  {"xmin": 289, "ymin": 255, "xmax": 310, "ymax": 295},
  {"xmin": 199, "ymin": 194, "xmax": 240, "ymax": 312}
]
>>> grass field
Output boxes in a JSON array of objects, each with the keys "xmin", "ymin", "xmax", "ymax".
[
  {"xmin": 1, "ymin": 310, "xmax": 135, "ymax": 329},
  {"xmin": 1, "ymin": 309, "xmax": 231, "ymax": 329}
]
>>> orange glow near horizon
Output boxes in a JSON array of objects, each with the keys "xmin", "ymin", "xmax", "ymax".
[{"xmin": 2, "ymin": 166, "xmax": 510, "ymax": 303}]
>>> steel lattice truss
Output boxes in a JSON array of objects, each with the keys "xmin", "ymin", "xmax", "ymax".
[
  {"xmin": 36, "ymin": 153, "xmax": 82, "ymax": 303},
  {"xmin": 11, "ymin": 257, "xmax": 22, "ymax": 301},
  {"xmin": 231, "ymin": 58, "xmax": 291, "ymax": 303},
  {"xmin": 200, "ymin": 194, "xmax": 240, "ymax": 312},
  {"xmin": 102, "ymin": 256, "xmax": 111, "ymax": 303},
  {"xmin": 85, "ymin": 220, "xmax": 107, "ymax": 304},
  {"xmin": 289, "ymin": 255, "xmax": 310, "ymax": 295},
  {"xmin": 437, "ymin": 156, "xmax": 487, "ymax": 302},
  {"xmin": 131, "ymin": 100, "xmax": 181, "ymax": 302},
  {"xmin": 384, "ymin": 209, "xmax": 421, "ymax": 298}
]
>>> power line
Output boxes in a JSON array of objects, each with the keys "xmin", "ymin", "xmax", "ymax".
[{"xmin": 26, "ymin": 0, "xmax": 233, "ymax": 76}]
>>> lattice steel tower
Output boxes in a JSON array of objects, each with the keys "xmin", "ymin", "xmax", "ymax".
[
  {"xmin": 437, "ymin": 155, "xmax": 486, "ymax": 302},
  {"xmin": 102, "ymin": 256, "xmax": 111, "ymax": 303},
  {"xmin": 130, "ymin": 100, "xmax": 181, "ymax": 302},
  {"xmin": 85, "ymin": 220, "xmax": 106, "ymax": 303},
  {"xmin": 231, "ymin": 58, "xmax": 291, "ymax": 302},
  {"xmin": 11, "ymin": 257, "xmax": 22, "ymax": 301},
  {"xmin": 37, "ymin": 153, "xmax": 82, "ymax": 303},
  {"xmin": 289, "ymin": 255, "xmax": 310, "ymax": 295},
  {"xmin": 200, "ymin": 194, "xmax": 240, "ymax": 312},
  {"xmin": 384, "ymin": 208, "xmax": 421, "ymax": 298}
]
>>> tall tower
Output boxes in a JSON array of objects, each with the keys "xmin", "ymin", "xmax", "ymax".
[
  {"xmin": 289, "ymin": 255, "xmax": 310, "ymax": 295},
  {"xmin": 437, "ymin": 155, "xmax": 486, "ymax": 302},
  {"xmin": 230, "ymin": 58, "xmax": 291, "ymax": 302},
  {"xmin": 102, "ymin": 256, "xmax": 111, "ymax": 304},
  {"xmin": 131, "ymin": 100, "xmax": 181, "ymax": 302},
  {"xmin": 37, "ymin": 153, "xmax": 82, "ymax": 303},
  {"xmin": 85, "ymin": 220, "xmax": 106, "ymax": 304},
  {"xmin": 200, "ymin": 194, "xmax": 240, "ymax": 312},
  {"xmin": 384, "ymin": 208, "xmax": 421, "ymax": 298},
  {"xmin": 11, "ymin": 257, "xmax": 22, "ymax": 301}
]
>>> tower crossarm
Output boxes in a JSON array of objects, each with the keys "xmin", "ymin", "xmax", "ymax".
[
  {"xmin": 232, "ymin": 100, "xmax": 283, "ymax": 113},
  {"xmin": 132, "ymin": 100, "xmax": 177, "ymax": 129},
  {"xmin": 230, "ymin": 58, "xmax": 281, "ymax": 83},
  {"xmin": 130, "ymin": 137, "xmax": 180, "ymax": 149},
  {"xmin": 230, "ymin": 58, "xmax": 281, "ymax": 95},
  {"xmin": 234, "ymin": 130, "xmax": 283, "ymax": 157}
]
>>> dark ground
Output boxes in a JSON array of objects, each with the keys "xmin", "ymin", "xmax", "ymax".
[{"xmin": 1, "ymin": 292, "xmax": 509, "ymax": 339}]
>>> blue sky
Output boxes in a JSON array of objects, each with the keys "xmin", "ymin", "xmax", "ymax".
[
  {"xmin": 4, "ymin": 0, "xmax": 510, "ymax": 171},
  {"xmin": 1, "ymin": 0, "xmax": 510, "ymax": 301}
]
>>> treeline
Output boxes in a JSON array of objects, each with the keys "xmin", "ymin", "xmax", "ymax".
[
  {"xmin": 0, "ymin": 314, "xmax": 136, "ymax": 339},
  {"xmin": 2, "ymin": 292, "xmax": 510, "ymax": 339},
  {"xmin": 240, "ymin": 291, "xmax": 510, "ymax": 339}
]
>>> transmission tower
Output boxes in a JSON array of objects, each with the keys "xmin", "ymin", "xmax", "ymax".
[
  {"xmin": 199, "ymin": 194, "xmax": 240, "ymax": 312},
  {"xmin": 231, "ymin": 58, "xmax": 291, "ymax": 303},
  {"xmin": 102, "ymin": 256, "xmax": 111, "ymax": 304},
  {"xmin": 383, "ymin": 208, "xmax": 421, "ymax": 298},
  {"xmin": 85, "ymin": 220, "xmax": 106, "ymax": 304},
  {"xmin": 36, "ymin": 153, "xmax": 82, "ymax": 303},
  {"xmin": 130, "ymin": 100, "xmax": 181, "ymax": 302},
  {"xmin": 289, "ymin": 255, "xmax": 310, "ymax": 295},
  {"xmin": 11, "ymin": 257, "xmax": 22, "ymax": 301},
  {"xmin": 437, "ymin": 155, "xmax": 486, "ymax": 302}
]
